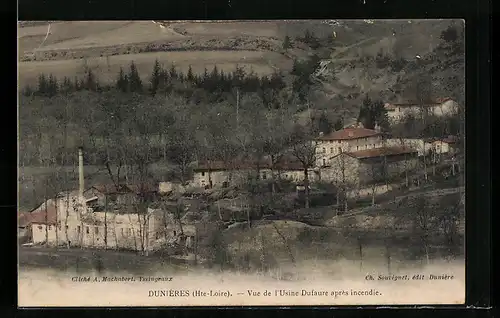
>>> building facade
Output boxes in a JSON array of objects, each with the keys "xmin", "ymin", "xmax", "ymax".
[
  {"xmin": 192, "ymin": 160, "xmax": 318, "ymax": 188},
  {"xmin": 384, "ymin": 98, "xmax": 459, "ymax": 123},
  {"xmin": 315, "ymin": 127, "xmax": 383, "ymax": 167},
  {"xmin": 27, "ymin": 191, "xmax": 191, "ymax": 252},
  {"xmin": 321, "ymin": 146, "xmax": 419, "ymax": 186}
]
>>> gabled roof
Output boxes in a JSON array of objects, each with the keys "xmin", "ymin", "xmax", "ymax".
[
  {"xmin": 27, "ymin": 202, "xmax": 58, "ymax": 225},
  {"xmin": 193, "ymin": 158, "xmax": 306, "ymax": 172},
  {"xmin": 317, "ymin": 127, "xmax": 380, "ymax": 141},
  {"xmin": 18, "ymin": 211, "xmax": 33, "ymax": 228}
]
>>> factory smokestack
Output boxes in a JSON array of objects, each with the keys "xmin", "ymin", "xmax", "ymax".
[{"xmin": 78, "ymin": 147, "xmax": 84, "ymax": 198}]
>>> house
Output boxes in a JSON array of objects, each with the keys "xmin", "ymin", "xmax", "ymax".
[
  {"xmin": 384, "ymin": 97, "xmax": 459, "ymax": 123},
  {"xmin": 315, "ymin": 126, "xmax": 384, "ymax": 166},
  {"xmin": 321, "ymin": 146, "xmax": 419, "ymax": 186},
  {"xmin": 385, "ymin": 138, "xmax": 433, "ymax": 156},
  {"xmin": 432, "ymin": 135, "xmax": 460, "ymax": 155},
  {"xmin": 192, "ymin": 159, "xmax": 317, "ymax": 189},
  {"xmin": 27, "ymin": 200, "xmax": 60, "ymax": 245}
]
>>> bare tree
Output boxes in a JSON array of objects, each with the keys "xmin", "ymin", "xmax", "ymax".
[
  {"xmin": 291, "ymin": 138, "xmax": 317, "ymax": 209},
  {"xmin": 368, "ymin": 161, "xmax": 384, "ymax": 206},
  {"xmin": 398, "ymin": 195, "xmax": 437, "ymax": 264}
]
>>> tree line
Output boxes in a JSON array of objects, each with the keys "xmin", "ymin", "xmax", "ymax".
[{"xmin": 21, "ymin": 53, "xmax": 324, "ymax": 107}]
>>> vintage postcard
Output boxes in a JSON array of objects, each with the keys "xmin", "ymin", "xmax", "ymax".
[{"xmin": 18, "ymin": 19, "xmax": 465, "ymax": 307}]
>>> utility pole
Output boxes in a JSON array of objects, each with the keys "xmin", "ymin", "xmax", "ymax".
[{"xmin": 104, "ymin": 194, "xmax": 108, "ymax": 249}]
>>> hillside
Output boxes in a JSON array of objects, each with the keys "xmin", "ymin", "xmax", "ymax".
[
  {"xmin": 18, "ymin": 20, "xmax": 464, "ymax": 102},
  {"xmin": 18, "ymin": 21, "xmax": 307, "ymax": 86}
]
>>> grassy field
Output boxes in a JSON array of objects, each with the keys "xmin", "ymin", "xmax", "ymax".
[
  {"xmin": 17, "ymin": 21, "xmax": 298, "ymax": 86},
  {"xmin": 172, "ymin": 21, "xmax": 281, "ymax": 38}
]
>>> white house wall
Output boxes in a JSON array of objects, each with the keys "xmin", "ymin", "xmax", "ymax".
[
  {"xmin": 31, "ymin": 195, "xmax": 178, "ymax": 251},
  {"xmin": 192, "ymin": 168, "xmax": 317, "ymax": 188},
  {"xmin": 316, "ymin": 136, "xmax": 383, "ymax": 166}
]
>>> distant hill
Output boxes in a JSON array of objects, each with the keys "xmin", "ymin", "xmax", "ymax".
[{"xmin": 18, "ymin": 20, "xmax": 464, "ymax": 112}]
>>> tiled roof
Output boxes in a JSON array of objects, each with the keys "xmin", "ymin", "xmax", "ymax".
[
  {"xmin": 317, "ymin": 128, "xmax": 380, "ymax": 141},
  {"xmin": 194, "ymin": 158, "xmax": 306, "ymax": 172},
  {"xmin": 345, "ymin": 146, "xmax": 418, "ymax": 159},
  {"xmin": 28, "ymin": 202, "xmax": 58, "ymax": 225},
  {"xmin": 18, "ymin": 211, "xmax": 33, "ymax": 228}
]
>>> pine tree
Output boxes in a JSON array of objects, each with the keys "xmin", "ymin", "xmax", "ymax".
[
  {"xmin": 232, "ymin": 65, "xmax": 246, "ymax": 89},
  {"xmin": 270, "ymin": 71, "xmax": 286, "ymax": 91},
  {"xmin": 201, "ymin": 68, "xmax": 209, "ymax": 89},
  {"xmin": 60, "ymin": 76, "xmax": 73, "ymax": 94},
  {"xmin": 47, "ymin": 74, "xmax": 58, "ymax": 96},
  {"xmin": 186, "ymin": 65, "xmax": 195, "ymax": 83},
  {"xmin": 37, "ymin": 73, "xmax": 48, "ymax": 96},
  {"xmin": 150, "ymin": 59, "xmax": 161, "ymax": 95},
  {"xmin": 169, "ymin": 63, "xmax": 178, "ymax": 79},
  {"xmin": 116, "ymin": 67, "xmax": 128, "ymax": 92},
  {"xmin": 282, "ymin": 35, "xmax": 292, "ymax": 50},
  {"xmin": 128, "ymin": 61, "xmax": 143, "ymax": 92},
  {"xmin": 210, "ymin": 65, "xmax": 219, "ymax": 81},
  {"xmin": 85, "ymin": 69, "xmax": 96, "ymax": 91},
  {"xmin": 208, "ymin": 65, "xmax": 219, "ymax": 92},
  {"xmin": 358, "ymin": 96, "xmax": 389, "ymax": 130}
]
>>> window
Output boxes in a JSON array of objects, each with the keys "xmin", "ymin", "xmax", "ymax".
[
  {"xmin": 86, "ymin": 226, "xmax": 89, "ymax": 234},
  {"xmin": 201, "ymin": 172, "xmax": 205, "ymax": 176},
  {"xmin": 95, "ymin": 227, "xmax": 99, "ymax": 235},
  {"xmin": 77, "ymin": 226, "xmax": 81, "ymax": 233},
  {"xmin": 322, "ymin": 147, "xmax": 326, "ymax": 153},
  {"xmin": 121, "ymin": 228, "xmax": 124, "ymax": 236},
  {"xmin": 323, "ymin": 159, "xmax": 326, "ymax": 166},
  {"xmin": 338, "ymin": 140, "xmax": 341, "ymax": 144},
  {"xmin": 38, "ymin": 226, "xmax": 42, "ymax": 230},
  {"xmin": 330, "ymin": 147, "xmax": 333, "ymax": 153},
  {"xmin": 174, "ymin": 230, "xmax": 177, "ymax": 236},
  {"xmin": 127, "ymin": 229, "xmax": 132, "ymax": 236},
  {"xmin": 262, "ymin": 172, "xmax": 267, "ymax": 180},
  {"xmin": 66, "ymin": 225, "xmax": 69, "ymax": 230},
  {"xmin": 356, "ymin": 146, "xmax": 359, "ymax": 150},
  {"xmin": 48, "ymin": 225, "xmax": 52, "ymax": 230}
]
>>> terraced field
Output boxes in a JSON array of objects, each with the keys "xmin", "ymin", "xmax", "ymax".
[{"xmin": 18, "ymin": 21, "xmax": 300, "ymax": 86}]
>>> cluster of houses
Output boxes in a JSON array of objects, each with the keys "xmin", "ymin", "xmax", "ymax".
[
  {"xmin": 18, "ymin": 97, "xmax": 461, "ymax": 252},
  {"xmin": 191, "ymin": 123, "xmax": 460, "ymax": 190}
]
